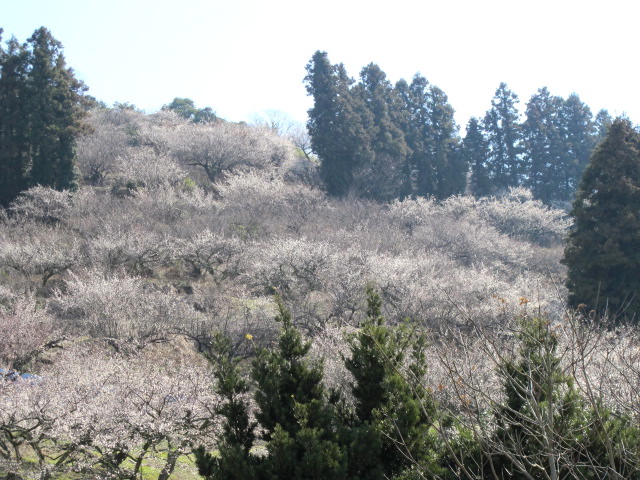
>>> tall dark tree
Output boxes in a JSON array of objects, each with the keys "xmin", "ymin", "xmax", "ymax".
[
  {"xmin": 194, "ymin": 334, "xmax": 259, "ymax": 480},
  {"xmin": 0, "ymin": 31, "xmax": 30, "ymax": 206},
  {"xmin": 463, "ymin": 117, "xmax": 491, "ymax": 197},
  {"xmin": 305, "ymin": 51, "xmax": 371, "ymax": 197},
  {"xmin": 483, "ymin": 82, "xmax": 523, "ymax": 192},
  {"xmin": 396, "ymin": 75, "xmax": 434, "ymax": 197},
  {"xmin": 396, "ymin": 74, "xmax": 463, "ymax": 199},
  {"xmin": 197, "ymin": 302, "xmax": 346, "ymax": 480},
  {"xmin": 352, "ymin": 63, "xmax": 409, "ymax": 200},
  {"xmin": 594, "ymin": 108, "xmax": 613, "ymax": 144},
  {"xmin": 24, "ymin": 27, "xmax": 88, "ymax": 191},
  {"xmin": 427, "ymin": 85, "xmax": 464, "ymax": 198},
  {"xmin": 344, "ymin": 288, "xmax": 440, "ymax": 478},
  {"xmin": 559, "ymin": 93, "xmax": 596, "ymax": 201},
  {"xmin": 252, "ymin": 299, "xmax": 346, "ymax": 479},
  {"xmin": 563, "ymin": 118, "xmax": 640, "ymax": 323},
  {"xmin": 522, "ymin": 87, "xmax": 564, "ymax": 203},
  {"xmin": 0, "ymin": 27, "xmax": 88, "ymax": 207}
]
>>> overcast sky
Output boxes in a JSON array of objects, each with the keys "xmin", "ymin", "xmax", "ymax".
[{"xmin": 3, "ymin": 0, "xmax": 638, "ymax": 129}]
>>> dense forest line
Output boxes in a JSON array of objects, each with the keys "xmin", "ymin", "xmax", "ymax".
[
  {"xmin": 2, "ymin": 28, "xmax": 640, "ymax": 480},
  {"xmin": 305, "ymin": 51, "xmax": 612, "ymax": 204}
]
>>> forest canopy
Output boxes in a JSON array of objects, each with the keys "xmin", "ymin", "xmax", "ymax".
[{"xmin": 305, "ymin": 51, "xmax": 611, "ymax": 205}]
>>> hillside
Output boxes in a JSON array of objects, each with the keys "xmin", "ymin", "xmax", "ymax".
[{"xmin": 1, "ymin": 108, "xmax": 638, "ymax": 479}]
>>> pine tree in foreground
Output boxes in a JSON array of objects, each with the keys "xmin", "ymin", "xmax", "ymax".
[
  {"xmin": 194, "ymin": 333, "xmax": 259, "ymax": 480},
  {"xmin": 344, "ymin": 287, "xmax": 440, "ymax": 479}
]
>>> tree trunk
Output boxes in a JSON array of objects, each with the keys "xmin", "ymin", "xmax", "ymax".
[{"xmin": 157, "ymin": 449, "xmax": 179, "ymax": 480}]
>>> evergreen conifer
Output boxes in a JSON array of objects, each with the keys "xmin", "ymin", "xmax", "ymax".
[
  {"xmin": 0, "ymin": 27, "xmax": 88, "ymax": 206},
  {"xmin": 563, "ymin": 118, "xmax": 640, "ymax": 323}
]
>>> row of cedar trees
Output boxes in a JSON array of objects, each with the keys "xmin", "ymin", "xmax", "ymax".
[
  {"xmin": 305, "ymin": 51, "xmax": 612, "ymax": 203},
  {"xmin": 0, "ymin": 27, "xmax": 90, "ymax": 207},
  {"xmin": 195, "ymin": 290, "xmax": 640, "ymax": 480}
]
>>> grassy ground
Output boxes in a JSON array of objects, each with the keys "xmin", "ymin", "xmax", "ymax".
[{"xmin": 0, "ymin": 447, "xmax": 202, "ymax": 480}]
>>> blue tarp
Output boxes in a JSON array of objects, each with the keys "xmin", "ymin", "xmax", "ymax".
[{"xmin": 0, "ymin": 368, "xmax": 42, "ymax": 383}]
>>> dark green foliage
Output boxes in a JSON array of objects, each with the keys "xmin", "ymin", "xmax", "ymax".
[
  {"xmin": 197, "ymin": 299, "xmax": 346, "ymax": 480},
  {"xmin": 196, "ymin": 298, "xmax": 640, "ymax": 478},
  {"xmin": 0, "ymin": 27, "xmax": 88, "ymax": 206},
  {"xmin": 306, "ymin": 53, "xmax": 465, "ymax": 201},
  {"xmin": 162, "ymin": 97, "xmax": 217, "ymax": 123},
  {"xmin": 522, "ymin": 89, "xmax": 596, "ymax": 204},
  {"xmin": 305, "ymin": 51, "xmax": 371, "ymax": 197},
  {"xmin": 252, "ymin": 299, "xmax": 328, "ymax": 439},
  {"xmin": 0, "ymin": 30, "xmax": 30, "ymax": 206},
  {"xmin": 345, "ymin": 288, "xmax": 390, "ymax": 423},
  {"xmin": 560, "ymin": 94, "xmax": 596, "ymax": 201},
  {"xmin": 563, "ymin": 118, "xmax": 640, "ymax": 323},
  {"xmin": 425, "ymin": 86, "xmax": 464, "ymax": 199},
  {"xmin": 252, "ymin": 298, "xmax": 346, "ymax": 479},
  {"xmin": 395, "ymin": 75, "xmax": 435, "ymax": 197},
  {"xmin": 470, "ymin": 86, "xmax": 598, "ymax": 203},
  {"xmin": 594, "ymin": 109, "xmax": 613, "ymax": 143},
  {"xmin": 196, "ymin": 293, "xmax": 446, "ymax": 479},
  {"xmin": 482, "ymin": 317, "xmax": 640, "ymax": 479},
  {"xmin": 196, "ymin": 302, "xmax": 347, "ymax": 480},
  {"xmin": 483, "ymin": 82, "xmax": 523, "ymax": 192},
  {"xmin": 194, "ymin": 333, "xmax": 259, "ymax": 480},
  {"xmin": 304, "ymin": 53, "xmax": 608, "ymax": 204},
  {"xmin": 266, "ymin": 424, "xmax": 346, "ymax": 480},
  {"xmin": 463, "ymin": 117, "xmax": 491, "ymax": 197},
  {"xmin": 344, "ymin": 288, "xmax": 440, "ymax": 479},
  {"xmin": 395, "ymin": 75, "xmax": 464, "ymax": 199},
  {"xmin": 25, "ymin": 28, "xmax": 87, "ymax": 191},
  {"xmin": 352, "ymin": 63, "xmax": 410, "ymax": 201},
  {"xmin": 522, "ymin": 87, "xmax": 565, "ymax": 203}
]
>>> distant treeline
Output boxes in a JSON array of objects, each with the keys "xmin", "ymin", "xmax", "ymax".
[{"xmin": 305, "ymin": 51, "xmax": 612, "ymax": 204}]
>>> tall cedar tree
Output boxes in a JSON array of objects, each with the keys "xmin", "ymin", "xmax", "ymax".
[
  {"xmin": 463, "ymin": 117, "xmax": 491, "ymax": 197},
  {"xmin": 395, "ymin": 75, "xmax": 464, "ymax": 199},
  {"xmin": 0, "ymin": 30, "xmax": 30, "ymax": 206},
  {"xmin": 594, "ymin": 109, "xmax": 613, "ymax": 144},
  {"xmin": 396, "ymin": 75, "xmax": 434, "ymax": 197},
  {"xmin": 0, "ymin": 27, "xmax": 88, "ymax": 206},
  {"xmin": 560, "ymin": 94, "xmax": 595, "ymax": 201},
  {"xmin": 563, "ymin": 118, "xmax": 640, "ymax": 323},
  {"xmin": 483, "ymin": 82, "xmax": 523, "ymax": 192},
  {"xmin": 305, "ymin": 51, "xmax": 371, "ymax": 197},
  {"xmin": 352, "ymin": 63, "xmax": 409, "ymax": 201},
  {"xmin": 427, "ymin": 86, "xmax": 465, "ymax": 199},
  {"xmin": 522, "ymin": 87, "xmax": 565, "ymax": 203},
  {"xmin": 523, "ymin": 89, "xmax": 596, "ymax": 204}
]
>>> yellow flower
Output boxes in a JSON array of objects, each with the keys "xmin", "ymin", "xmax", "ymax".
[
  {"xmin": 519, "ymin": 297, "xmax": 529, "ymax": 305},
  {"xmin": 245, "ymin": 334, "xmax": 253, "ymax": 340}
]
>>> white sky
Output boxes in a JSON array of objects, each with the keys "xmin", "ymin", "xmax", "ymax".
[{"xmin": 2, "ymin": 0, "xmax": 638, "ymax": 129}]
